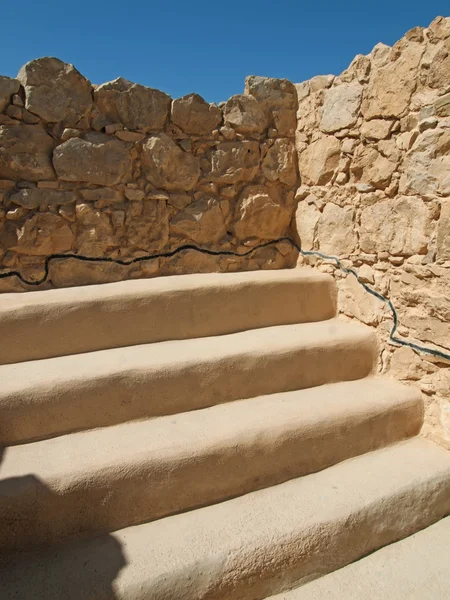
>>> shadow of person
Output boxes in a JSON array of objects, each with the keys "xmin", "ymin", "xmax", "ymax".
[{"xmin": 0, "ymin": 449, "xmax": 127, "ymax": 600}]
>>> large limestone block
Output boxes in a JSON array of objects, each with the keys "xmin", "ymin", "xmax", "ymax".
[
  {"xmin": 360, "ymin": 197, "xmax": 430, "ymax": 255},
  {"xmin": 74, "ymin": 203, "xmax": 115, "ymax": 256},
  {"xmin": 262, "ymin": 139, "xmax": 297, "ymax": 185},
  {"xmin": 94, "ymin": 77, "xmax": 171, "ymax": 132},
  {"xmin": 245, "ymin": 76, "xmax": 297, "ymax": 136},
  {"xmin": 298, "ymin": 135, "xmax": 340, "ymax": 186},
  {"xmin": 293, "ymin": 201, "xmax": 320, "ymax": 250},
  {"xmin": 223, "ymin": 94, "xmax": 268, "ymax": 134},
  {"xmin": 125, "ymin": 200, "xmax": 169, "ymax": 251},
  {"xmin": 17, "ymin": 57, "xmax": 92, "ymax": 126},
  {"xmin": 0, "ymin": 76, "xmax": 20, "ymax": 112},
  {"xmin": 141, "ymin": 134, "xmax": 200, "ymax": 191},
  {"xmin": 338, "ymin": 274, "xmax": 386, "ymax": 325},
  {"xmin": 12, "ymin": 213, "xmax": 73, "ymax": 255},
  {"xmin": 233, "ymin": 185, "xmax": 292, "ymax": 240},
  {"xmin": 10, "ymin": 189, "xmax": 76, "ymax": 209},
  {"xmin": 427, "ymin": 38, "xmax": 450, "ymax": 89},
  {"xmin": 53, "ymin": 132, "xmax": 132, "ymax": 185},
  {"xmin": 170, "ymin": 197, "xmax": 227, "ymax": 244},
  {"xmin": 400, "ymin": 129, "xmax": 450, "ymax": 196},
  {"xmin": 0, "ymin": 123, "xmax": 55, "ymax": 181},
  {"xmin": 361, "ymin": 43, "xmax": 424, "ymax": 119},
  {"xmin": 351, "ymin": 144, "xmax": 397, "ymax": 189},
  {"xmin": 320, "ymin": 83, "xmax": 363, "ymax": 133},
  {"xmin": 171, "ymin": 93, "xmax": 222, "ymax": 135},
  {"xmin": 437, "ymin": 201, "xmax": 450, "ymax": 260},
  {"xmin": 317, "ymin": 203, "xmax": 356, "ymax": 255},
  {"xmin": 209, "ymin": 141, "xmax": 259, "ymax": 184}
]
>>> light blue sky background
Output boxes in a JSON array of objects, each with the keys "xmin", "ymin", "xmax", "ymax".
[{"xmin": 1, "ymin": 1, "xmax": 448, "ymax": 103}]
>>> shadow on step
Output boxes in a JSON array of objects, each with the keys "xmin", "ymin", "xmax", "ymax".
[{"xmin": 0, "ymin": 448, "xmax": 127, "ymax": 599}]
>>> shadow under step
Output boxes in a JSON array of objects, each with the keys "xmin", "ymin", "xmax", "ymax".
[
  {"xmin": 1, "ymin": 438, "xmax": 449, "ymax": 600},
  {"xmin": 0, "ymin": 376, "xmax": 422, "ymax": 552}
]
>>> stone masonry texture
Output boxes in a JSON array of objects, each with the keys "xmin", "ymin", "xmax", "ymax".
[
  {"xmin": 293, "ymin": 16, "xmax": 450, "ymax": 450},
  {"xmin": 0, "ymin": 17, "xmax": 449, "ymax": 447}
]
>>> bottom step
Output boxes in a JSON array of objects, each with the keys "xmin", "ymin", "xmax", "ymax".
[
  {"xmin": 1, "ymin": 438, "xmax": 449, "ymax": 600},
  {"xmin": 270, "ymin": 515, "xmax": 450, "ymax": 599}
]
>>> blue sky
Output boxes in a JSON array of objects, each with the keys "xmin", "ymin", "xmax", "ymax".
[{"xmin": 1, "ymin": 1, "xmax": 448, "ymax": 103}]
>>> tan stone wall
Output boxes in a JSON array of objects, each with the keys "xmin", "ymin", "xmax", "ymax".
[
  {"xmin": 0, "ymin": 62, "xmax": 299, "ymax": 290},
  {"xmin": 293, "ymin": 16, "xmax": 450, "ymax": 448}
]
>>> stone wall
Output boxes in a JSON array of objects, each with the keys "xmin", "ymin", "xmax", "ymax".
[
  {"xmin": 0, "ymin": 61, "xmax": 299, "ymax": 290},
  {"xmin": 1, "ymin": 17, "xmax": 449, "ymax": 448},
  {"xmin": 293, "ymin": 16, "xmax": 450, "ymax": 448}
]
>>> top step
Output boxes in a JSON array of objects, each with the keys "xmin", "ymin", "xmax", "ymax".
[{"xmin": 0, "ymin": 268, "xmax": 336, "ymax": 364}]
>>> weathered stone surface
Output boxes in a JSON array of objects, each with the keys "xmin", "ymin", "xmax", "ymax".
[
  {"xmin": 360, "ymin": 197, "xmax": 430, "ymax": 255},
  {"xmin": 0, "ymin": 123, "xmax": 55, "ymax": 181},
  {"xmin": 351, "ymin": 144, "xmax": 397, "ymax": 189},
  {"xmin": 437, "ymin": 201, "xmax": 450, "ymax": 260},
  {"xmin": 309, "ymin": 75, "xmax": 335, "ymax": 92},
  {"xmin": 318, "ymin": 203, "xmax": 356, "ymax": 255},
  {"xmin": 171, "ymin": 94, "xmax": 222, "ymax": 135},
  {"xmin": 361, "ymin": 43, "xmax": 424, "ymax": 118},
  {"xmin": 0, "ymin": 77, "xmax": 20, "ymax": 113},
  {"xmin": 141, "ymin": 134, "xmax": 200, "ymax": 191},
  {"xmin": 298, "ymin": 135, "xmax": 341, "ymax": 186},
  {"xmin": 320, "ymin": 83, "xmax": 363, "ymax": 133},
  {"xmin": 233, "ymin": 185, "xmax": 291, "ymax": 240},
  {"xmin": 75, "ymin": 203, "xmax": 114, "ymax": 255},
  {"xmin": 209, "ymin": 141, "xmax": 259, "ymax": 184},
  {"xmin": 338, "ymin": 274, "xmax": 386, "ymax": 325},
  {"xmin": 10, "ymin": 189, "xmax": 76, "ymax": 209},
  {"xmin": 262, "ymin": 139, "xmax": 297, "ymax": 185},
  {"xmin": 125, "ymin": 199, "xmax": 169, "ymax": 251},
  {"xmin": 53, "ymin": 133, "xmax": 132, "ymax": 185},
  {"xmin": 170, "ymin": 197, "xmax": 227, "ymax": 244},
  {"xmin": 17, "ymin": 57, "xmax": 92, "ymax": 126},
  {"xmin": 223, "ymin": 94, "xmax": 268, "ymax": 134},
  {"xmin": 400, "ymin": 129, "xmax": 450, "ymax": 195},
  {"xmin": 245, "ymin": 76, "xmax": 297, "ymax": 136},
  {"xmin": 427, "ymin": 39, "xmax": 450, "ymax": 89},
  {"xmin": 435, "ymin": 93, "xmax": 450, "ymax": 117},
  {"xmin": 13, "ymin": 213, "xmax": 73, "ymax": 255},
  {"xmin": 360, "ymin": 119, "xmax": 393, "ymax": 140},
  {"xmin": 293, "ymin": 201, "xmax": 320, "ymax": 250},
  {"xmin": 94, "ymin": 78, "xmax": 171, "ymax": 132}
]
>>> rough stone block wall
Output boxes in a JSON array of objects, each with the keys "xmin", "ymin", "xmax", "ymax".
[
  {"xmin": 0, "ymin": 63, "xmax": 299, "ymax": 290},
  {"xmin": 293, "ymin": 16, "xmax": 450, "ymax": 448},
  {"xmin": 0, "ymin": 16, "xmax": 449, "ymax": 448}
]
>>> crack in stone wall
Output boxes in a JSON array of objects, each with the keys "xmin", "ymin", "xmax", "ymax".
[{"xmin": 0, "ymin": 66, "xmax": 300, "ymax": 290}]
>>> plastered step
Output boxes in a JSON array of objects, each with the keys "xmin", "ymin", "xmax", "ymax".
[
  {"xmin": 0, "ymin": 377, "xmax": 423, "ymax": 552},
  {"xmin": 1, "ymin": 438, "xmax": 449, "ymax": 600},
  {"xmin": 0, "ymin": 318, "xmax": 376, "ymax": 445},
  {"xmin": 268, "ymin": 516, "xmax": 450, "ymax": 599},
  {"xmin": 0, "ymin": 268, "xmax": 336, "ymax": 365}
]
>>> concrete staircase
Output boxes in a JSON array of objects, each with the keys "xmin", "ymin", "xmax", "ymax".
[{"xmin": 0, "ymin": 268, "xmax": 449, "ymax": 599}]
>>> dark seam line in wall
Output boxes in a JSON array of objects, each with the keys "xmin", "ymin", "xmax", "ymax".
[{"xmin": 1, "ymin": 237, "xmax": 450, "ymax": 361}]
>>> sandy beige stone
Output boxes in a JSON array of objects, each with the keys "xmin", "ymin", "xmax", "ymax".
[
  {"xmin": 94, "ymin": 77, "xmax": 171, "ymax": 132},
  {"xmin": 233, "ymin": 185, "xmax": 292, "ymax": 240},
  {"xmin": 320, "ymin": 83, "xmax": 363, "ymax": 133},
  {"xmin": 298, "ymin": 135, "xmax": 340, "ymax": 185},
  {"xmin": 171, "ymin": 93, "xmax": 222, "ymax": 135},
  {"xmin": 53, "ymin": 132, "xmax": 132, "ymax": 185},
  {"xmin": 141, "ymin": 134, "xmax": 200, "ymax": 191},
  {"xmin": 17, "ymin": 57, "xmax": 92, "ymax": 126},
  {"xmin": 223, "ymin": 94, "xmax": 268, "ymax": 134},
  {"xmin": 0, "ymin": 123, "xmax": 55, "ymax": 181},
  {"xmin": 209, "ymin": 141, "xmax": 260, "ymax": 184}
]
